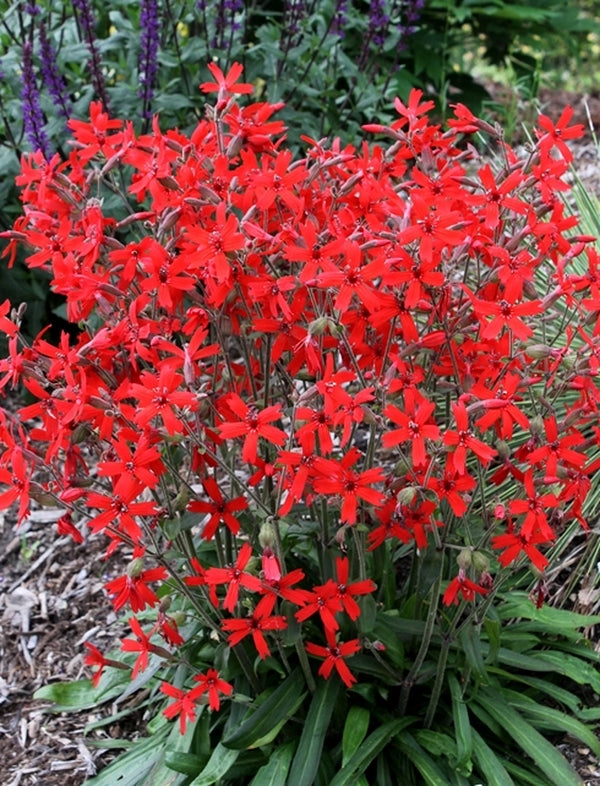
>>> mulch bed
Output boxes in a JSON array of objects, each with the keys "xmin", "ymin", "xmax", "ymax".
[
  {"xmin": 4, "ymin": 84, "xmax": 600, "ymax": 785},
  {"xmin": 1, "ymin": 509, "xmax": 135, "ymax": 785}
]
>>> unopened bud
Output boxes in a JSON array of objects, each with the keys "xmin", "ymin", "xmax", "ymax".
[
  {"xmin": 397, "ymin": 486, "xmax": 417, "ymax": 506},
  {"xmin": 159, "ymin": 596, "xmax": 172, "ymax": 614},
  {"xmin": 127, "ymin": 558, "xmax": 145, "ymax": 578},
  {"xmin": 308, "ymin": 317, "xmax": 329, "ymax": 336},
  {"xmin": 393, "ymin": 458, "xmax": 412, "ymax": 475},
  {"xmin": 529, "ymin": 415, "xmax": 545, "ymax": 437},
  {"xmin": 258, "ymin": 520, "xmax": 277, "ymax": 549},
  {"xmin": 471, "ymin": 551, "xmax": 490, "ymax": 574},
  {"xmin": 173, "ymin": 486, "xmax": 190, "ymax": 513},
  {"xmin": 495, "ymin": 440, "xmax": 511, "ymax": 460},
  {"xmin": 526, "ymin": 344, "xmax": 554, "ymax": 359},
  {"xmin": 170, "ymin": 611, "xmax": 187, "ymax": 627},
  {"xmin": 457, "ymin": 548, "xmax": 472, "ymax": 571}
]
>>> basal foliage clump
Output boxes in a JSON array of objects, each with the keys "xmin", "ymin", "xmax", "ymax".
[{"xmin": 2, "ymin": 64, "xmax": 600, "ymax": 785}]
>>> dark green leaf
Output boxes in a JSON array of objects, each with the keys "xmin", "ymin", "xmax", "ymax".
[
  {"xmin": 288, "ymin": 676, "xmax": 341, "ymax": 786},
  {"xmin": 475, "ymin": 692, "xmax": 582, "ymax": 786},
  {"xmin": 331, "ymin": 718, "xmax": 412, "ymax": 786},
  {"xmin": 223, "ymin": 668, "xmax": 306, "ymax": 750},
  {"xmin": 248, "ymin": 741, "xmax": 296, "ymax": 786}
]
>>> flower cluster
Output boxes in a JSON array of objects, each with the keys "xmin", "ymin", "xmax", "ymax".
[{"xmin": 0, "ymin": 64, "xmax": 596, "ymax": 733}]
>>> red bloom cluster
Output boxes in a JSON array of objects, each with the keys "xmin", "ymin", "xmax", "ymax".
[{"xmin": 0, "ymin": 63, "xmax": 597, "ymax": 724}]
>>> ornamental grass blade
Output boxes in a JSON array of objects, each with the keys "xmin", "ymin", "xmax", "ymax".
[
  {"xmin": 475, "ymin": 692, "xmax": 583, "ymax": 786},
  {"xmin": 287, "ymin": 675, "xmax": 341, "ymax": 786}
]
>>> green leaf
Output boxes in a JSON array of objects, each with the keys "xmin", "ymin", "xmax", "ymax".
[
  {"xmin": 459, "ymin": 625, "xmax": 487, "ymax": 681},
  {"xmin": 164, "ymin": 752, "xmax": 208, "ymax": 777},
  {"xmin": 497, "ymin": 592, "xmax": 600, "ymax": 636},
  {"xmin": 448, "ymin": 674, "xmax": 473, "ymax": 774},
  {"xmin": 287, "ymin": 676, "xmax": 341, "ymax": 786},
  {"xmin": 475, "ymin": 692, "xmax": 582, "ymax": 786},
  {"xmin": 34, "ymin": 679, "xmax": 103, "ymax": 712},
  {"xmin": 248, "ymin": 741, "xmax": 296, "ymax": 785},
  {"xmin": 341, "ymin": 706, "xmax": 370, "ymax": 766},
  {"xmin": 222, "ymin": 668, "xmax": 306, "ymax": 750},
  {"xmin": 471, "ymin": 728, "xmax": 515, "ymax": 786},
  {"xmin": 503, "ymin": 690, "xmax": 600, "ymax": 758},
  {"xmin": 483, "ymin": 617, "xmax": 501, "ymax": 664},
  {"xmin": 331, "ymin": 718, "xmax": 412, "ymax": 786},
  {"xmin": 85, "ymin": 727, "xmax": 171, "ymax": 786},
  {"xmin": 189, "ymin": 742, "xmax": 240, "ymax": 786},
  {"xmin": 396, "ymin": 732, "xmax": 454, "ymax": 785},
  {"xmin": 536, "ymin": 650, "xmax": 600, "ymax": 693}
]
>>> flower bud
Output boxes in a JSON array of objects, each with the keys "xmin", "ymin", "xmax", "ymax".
[
  {"xmin": 308, "ymin": 317, "xmax": 329, "ymax": 336},
  {"xmin": 397, "ymin": 486, "xmax": 417, "ymax": 506},
  {"xmin": 159, "ymin": 596, "xmax": 172, "ymax": 614},
  {"xmin": 457, "ymin": 548, "xmax": 472, "ymax": 571},
  {"xmin": 170, "ymin": 611, "xmax": 187, "ymax": 627},
  {"xmin": 127, "ymin": 557, "xmax": 145, "ymax": 578},
  {"xmin": 471, "ymin": 551, "xmax": 490, "ymax": 574},
  {"xmin": 173, "ymin": 487, "xmax": 189, "ymax": 513},
  {"xmin": 258, "ymin": 520, "xmax": 277, "ymax": 549},
  {"xmin": 495, "ymin": 440, "xmax": 511, "ymax": 460},
  {"xmin": 526, "ymin": 344, "xmax": 554, "ymax": 359},
  {"xmin": 529, "ymin": 415, "xmax": 545, "ymax": 437},
  {"xmin": 494, "ymin": 503, "xmax": 506, "ymax": 519}
]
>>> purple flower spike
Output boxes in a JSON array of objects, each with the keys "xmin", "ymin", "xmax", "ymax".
[
  {"xmin": 38, "ymin": 22, "xmax": 72, "ymax": 119},
  {"xmin": 21, "ymin": 40, "xmax": 51, "ymax": 158},
  {"xmin": 72, "ymin": 0, "xmax": 110, "ymax": 109},
  {"xmin": 139, "ymin": 0, "xmax": 161, "ymax": 119},
  {"xmin": 331, "ymin": 0, "xmax": 349, "ymax": 38}
]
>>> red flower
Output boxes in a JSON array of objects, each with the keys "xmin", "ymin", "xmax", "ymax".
[
  {"xmin": 188, "ymin": 477, "xmax": 248, "ymax": 541},
  {"xmin": 443, "ymin": 401, "xmax": 497, "ymax": 475},
  {"xmin": 218, "ymin": 394, "xmax": 286, "ymax": 464},
  {"xmin": 204, "ymin": 542, "xmax": 262, "ymax": 611},
  {"xmin": 122, "ymin": 366, "xmax": 198, "ymax": 436},
  {"xmin": 161, "ymin": 683, "xmax": 200, "ymax": 734},
  {"xmin": 189, "ymin": 668, "xmax": 233, "ymax": 711},
  {"xmin": 536, "ymin": 105, "xmax": 584, "ymax": 163},
  {"xmin": 221, "ymin": 609, "xmax": 287, "ymax": 659},
  {"xmin": 199, "ymin": 61, "xmax": 253, "ymax": 96},
  {"xmin": 382, "ymin": 391, "xmax": 440, "ymax": 468},
  {"xmin": 83, "ymin": 643, "xmax": 109, "ymax": 688},
  {"xmin": 305, "ymin": 630, "xmax": 361, "ymax": 688},
  {"xmin": 121, "ymin": 617, "xmax": 156, "ymax": 679},
  {"xmin": 313, "ymin": 448, "xmax": 386, "ymax": 525},
  {"xmin": 442, "ymin": 570, "xmax": 489, "ymax": 606},
  {"xmin": 104, "ymin": 565, "xmax": 168, "ymax": 612},
  {"xmin": 508, "ymin": 471, "xmax": 558, "ymax": 541},
  {"xmin": 331, "ymin": 557, "xmax": 376, "ymax": 620},
  {"xmin": 294, "ymin": 580, "xmax": 343, "ymax": 633},
  {"xmin": 183, "ymin": 202, "xmax": 246, "ymax": 283},
  {"xmin": 491, "ymin": 529, "xmax": 549, "ymax": 572}
]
